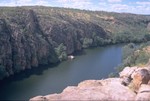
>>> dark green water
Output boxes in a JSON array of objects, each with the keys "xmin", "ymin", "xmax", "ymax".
[{"xmin": 0, "ymin": 44, "xmax": 123, "ymax": 100}]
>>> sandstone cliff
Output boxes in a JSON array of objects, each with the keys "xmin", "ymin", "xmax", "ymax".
[
  {"xmin": 0, "ymin": 7, "xmax": 109, "ymax": 79},
  {"xmin": 30, "ymin": 66, "xmax": 150, "ymax": 100},
  {"xmin": 0, "ymin": 6, "xmax": 150, "ymax": 80}
]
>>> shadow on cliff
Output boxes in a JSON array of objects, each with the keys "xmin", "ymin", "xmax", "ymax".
[
  {"xmin": 0, "ymin": 50, "xmax": 87, "ymax": 86},
  {"xmin": 0, "ymin": 63, "xmax": 60, "ymax": 86}
]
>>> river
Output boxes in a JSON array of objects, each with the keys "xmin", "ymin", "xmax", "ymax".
[{"xmin": 0, "ymin": 44, "xmax": 124, "ymax": 100}]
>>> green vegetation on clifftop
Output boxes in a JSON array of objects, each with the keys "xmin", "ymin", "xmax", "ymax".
[{"xmin": 117, "ymin": 42, "xmax": 150, "ymax": 72}]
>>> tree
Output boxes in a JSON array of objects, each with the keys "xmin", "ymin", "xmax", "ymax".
[
  {"xmin": 55, "ymin": 43, "xmax": 67, "ymax": 61},
  {"xmin": 82, "ymin": 38, "xmax": 93, "ymax": 48},
  {"xmin": 122, "ymin": 43, "xmax": 136, "ymax": 59},
  {"xmin": 92, "ymin": 33, "xmax": 105, "ymax": 46}
]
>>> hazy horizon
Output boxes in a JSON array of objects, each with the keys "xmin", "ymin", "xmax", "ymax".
[{"xmin": 0, "ymin": 0, "xmax": 150, "ymax": 15}]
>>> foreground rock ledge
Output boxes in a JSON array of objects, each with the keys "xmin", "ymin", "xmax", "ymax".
[
  {"xmin": 30, "ymin": 78, "xmax": 136, "ymax": 100},
  {"xmin": 30, "ymin": 66, "xmax": 150, "ymax": 100}
]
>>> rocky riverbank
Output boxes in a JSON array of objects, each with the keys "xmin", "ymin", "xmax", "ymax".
[{"xmin": 30, "ymin": 65, "xmax": 150, "ymax": 100}]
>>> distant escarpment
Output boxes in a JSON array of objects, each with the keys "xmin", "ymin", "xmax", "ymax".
[{"xmin": 0, "ymin": 6, "xmax": 150, "ymax": 79}]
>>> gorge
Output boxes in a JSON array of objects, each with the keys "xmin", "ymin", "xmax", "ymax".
[
  {"xmin": 0, "ymin": 6, "xmax": 150, "ymax": 100},
  {"xmin": 0, "ymin": 6, "xmax": 150, "ymax": 80}
]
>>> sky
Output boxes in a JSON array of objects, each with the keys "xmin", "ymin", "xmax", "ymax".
[{"xmin": 0, "ymin": 0, "xmax": 150, "ymax": 14}]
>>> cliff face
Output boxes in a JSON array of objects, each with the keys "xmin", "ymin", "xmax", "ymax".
[
  {"xmin": 0, "ymin": 8, "xmax": 59, "ymax": 78},
  {"xmin": 0, "ymin": 7, "xmax": 110, "ymax": 79},
  {"xmin": 0, "ymin": 6, "xmax": 150, "ymax": 79},
  {"xmin": 39, "ymin": 17, "xmax": 107, "ymax": 54}
]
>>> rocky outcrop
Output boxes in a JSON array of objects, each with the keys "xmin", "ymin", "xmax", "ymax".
[
  {"xmin": 120, "ymin": 66, "xmax": 150, "ymax": 92},
  {"xmin": 30, "ymin": 78, "xmax": 136, "ymax": 100},
  {"xmin": 30, "ymin": 66, "xmax": 150, "ymax": 100},
  {"xmin": 135, "ymin": 84, "xmax": 150, "ymax": 100},
  {"xmin": 132, "ymin": 68, "xmax": 150, "ymax": 92}
]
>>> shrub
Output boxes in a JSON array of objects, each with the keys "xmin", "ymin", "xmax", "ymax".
[
  {"xmin": 135, "ymin": 51, "xmax": 150, "ymax": 65},
  {"xmin": 144, "ymin": 34, "xmax": 150, "ymax": 41},
  {"xmin": 82, "ymin": 38, "xmax": 93, "ymax": 48},
  {"xmin": 55, "ymin": 43, "xmax": 67, "ymax": 61},
  {"xmin": 122, "ymin": 43, "xmax": 136, "ymax": 59}
]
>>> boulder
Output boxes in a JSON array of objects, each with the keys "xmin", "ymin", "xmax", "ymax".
[
  {"xmin": 121, "ymin": 76, "xmax": 132, "ymax": 86},
  {"xmin": 135, "ymin": 84, "xmax": 150, "ymax": 100},
  {"xmin": 132, "ymin": 69, "xmax": 150, "ymax": 92},
  {"xmin": 119, "ymin": 67, "xmax": 137, "ymax": 78},
  {"xmin": 119, "ymin": 67, "xmax": 137, "ymax": 86}
]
